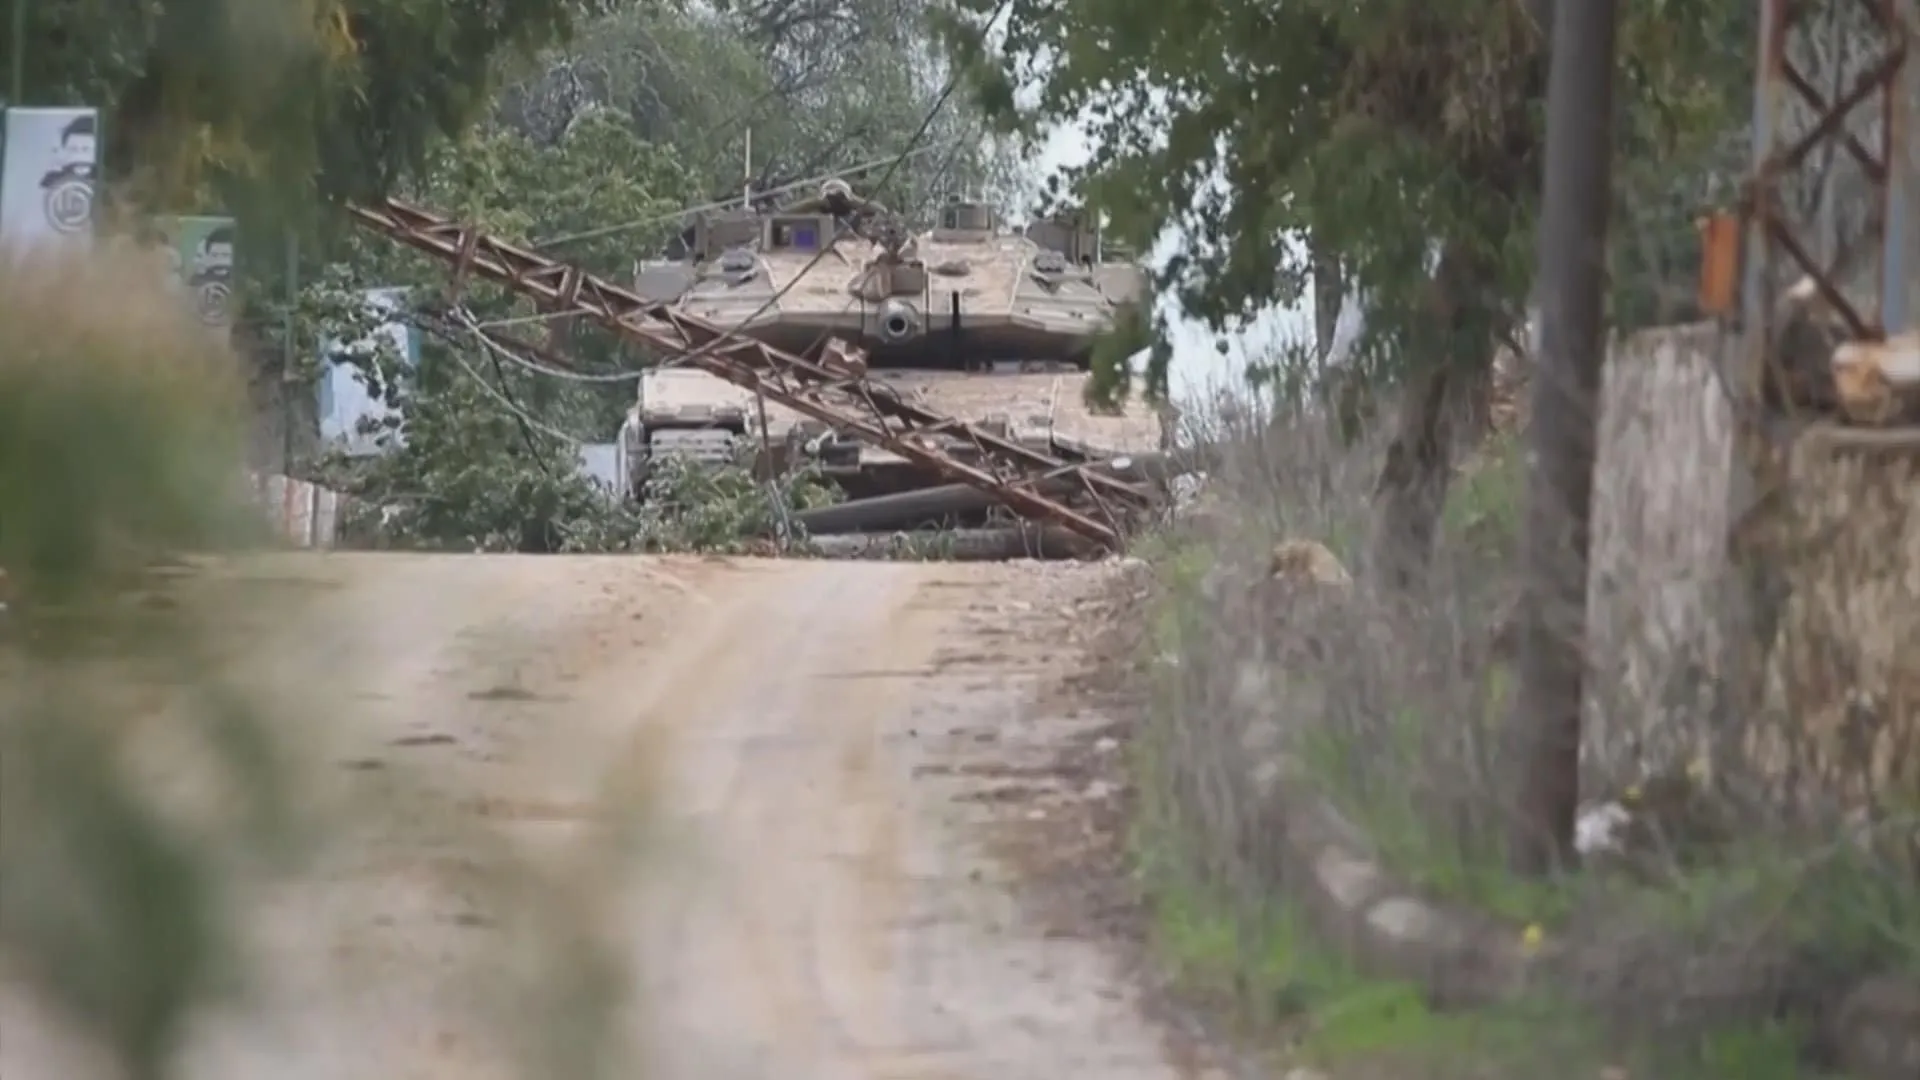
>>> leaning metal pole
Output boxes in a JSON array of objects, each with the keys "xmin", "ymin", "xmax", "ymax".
[{"xmin": 1506, "ymin": 0, "xmax": 1620, "ymax": 875}]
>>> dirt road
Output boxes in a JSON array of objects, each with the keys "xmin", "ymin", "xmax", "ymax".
[{"xmin": 3, "ymin": 554, "xmax": 1204, "ymax": 1080}]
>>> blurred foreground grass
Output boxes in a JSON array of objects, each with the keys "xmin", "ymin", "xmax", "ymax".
[{"xmin": 0, "ymin": 245, "xmax": 650, "ymax": 1079}]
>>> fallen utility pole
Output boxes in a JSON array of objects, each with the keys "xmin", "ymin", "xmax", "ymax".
[
  {"xmin": 795, "ymin": 447, "xmax": 1207, "ymax": 534},
  {"xmin": 808, "ymin": 525, "xmax": 1097, "ymax": 561},
  {"xmin": 346, "ymin": 198, "xmax": 1156, "ymax": 549}
]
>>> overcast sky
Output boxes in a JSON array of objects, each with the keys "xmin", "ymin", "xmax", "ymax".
[{"xmin": 1026, "ymin": 120, "xmax": 1315, "ymax": 404}]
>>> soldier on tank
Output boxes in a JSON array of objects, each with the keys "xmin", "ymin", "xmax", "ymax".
[{"xmin": 787, "ymin": 178, "xmax": 888, "ymax": 225}]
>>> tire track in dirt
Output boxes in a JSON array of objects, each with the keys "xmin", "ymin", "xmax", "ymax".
[{"xmin": 3, "ymin": 553, "xmax": 1227, "ymax": 1080}]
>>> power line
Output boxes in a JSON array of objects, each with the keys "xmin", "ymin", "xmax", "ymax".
[
  {"xmin": 422, "ymin": 0, "xmax": 1014, "ymax": 445},
  {"xmin": 441, "ymin": 336, "xmax": 589, "ymax": 446},
  {"xmin": 658, "ymin": 0, "xmax": 1016, "ymax": 375},
  {"xmin": 445, "ymin": 307, "xmax": 644, "ymax": 383},
  {"xmin": 531, "ymin": 141, "xmax": 958, "ymax": 251}
]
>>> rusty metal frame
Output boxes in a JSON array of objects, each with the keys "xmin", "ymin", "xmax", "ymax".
[
  {"xmin": 1744, "ymin": 0, "xmax": 1913, "ymax": 343},
  {"xmin": 348, "ymin": 198, "xmax": 1152, "ymax": 548}
]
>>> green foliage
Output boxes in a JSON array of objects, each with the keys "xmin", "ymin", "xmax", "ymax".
[
  {"xmin": 1133, "ymin": 525, "xmax": 1900, "ymax": 1078},
  {"xmin": 0, "ymin": 245, "xmax": 651, "ymax": 1080},
  {"xmin": 492, "ymin": 0, "xmax": 1022, "ymax": 225},
  {"xmin": 941, "ymin": 0, "xmax": 1752, "ymax": 403},
  {"xmin": 3, "ymin": 0, "xmax": 594, "ymax": 229},
  {"xmin": 627, "ymin": 456, "xmax": 842, "ymax": 554},
  {"xmin": 1085, "ymin": 283, "xmax": 1165, "ymax": 405},
  {"xmin": 272, "ymin": 107, "xmax": 692, "ymax": 392},
  {"xmin": 410, "ymin": 109, "xmax": 693, "ymax": 278},
  {"xmin": 323, "ymin": 361, "xmax": 629, "ymax": 553},
  {"xmin": 277, "ymin": 110, "xmax": 690, "ymax": 553},
  {"xmin": 0, "ymin": 253, "xmax": 283, "ymax": 1077},
  {"xmin": 0, "ymin": 249, "xmax": 255, "ymax": 609},
  {"xmin": 292, "ymin": 105, "xmax": 690, "ymax": 328}
]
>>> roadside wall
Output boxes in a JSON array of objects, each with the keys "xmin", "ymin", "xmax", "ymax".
[
  {"xmin": 1585, "ymin": 321, "xmax": 1920, "ymax": 830},
  {"xmin": 1583, "ymin": 322, "xmax": 1733, "ymax": 781},
  {"xmin": 247, "ymin": 473, "xmax": 346, "ymax": 549},
  {"xmin": 1744, "ymin": 433, "xmax": 1920, "ymax": 826}
]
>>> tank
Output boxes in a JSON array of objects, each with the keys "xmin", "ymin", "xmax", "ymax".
[
  {"xmin": 616, "ymin": 366, "xmax": 861, "ymax": 497},
  {"xmin": 623, "ymin": 184, "xmax": 1166, "ymax": 500}
]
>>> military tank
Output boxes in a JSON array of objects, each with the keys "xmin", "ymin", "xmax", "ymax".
[{"xmin": 622, "ymin": 179, "xmax": 1164, "ymax": 504}]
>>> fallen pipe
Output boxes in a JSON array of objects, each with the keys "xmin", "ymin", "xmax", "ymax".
[
  {"xmin": 795, "ymin": 447, "xmax": 1213, "ymax": 535},
  {"xmin": 804, "ymin": 526, "xmax": 1097, "ymax": 561}
]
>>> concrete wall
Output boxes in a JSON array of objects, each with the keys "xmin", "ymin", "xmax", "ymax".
[
  {"xmin": 1584, "ymin": 319, "xmax": 1920, "ymax": 833},
  {"xmin": 1583, "ymin": 322, "xmax": 1736, "ymax": 781},
  {"xmin": 247, "ymin": 472, "xmax": 347, "ymax": 548}
]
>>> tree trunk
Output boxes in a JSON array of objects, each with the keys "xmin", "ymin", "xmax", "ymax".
[
  {"xmin": 1311, "ymin": 236, "xmax": 1345, "ymax": 365},
  {"xmin": 1368, "ymin": 362, "xmax": 1456, "ymax": 592},
  {"xmin": 1366, "ymin": 244, "xmax": 1501, "ymax": 593}
]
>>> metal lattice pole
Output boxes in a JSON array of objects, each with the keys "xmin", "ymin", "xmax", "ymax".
[
  {"xmin": 1742, "ymin": 0, "xmax": 1914, "ymax": 342},
  {"xmin": 1712, "ymin": 0, "xmax": 1916, "ymax": 776}
]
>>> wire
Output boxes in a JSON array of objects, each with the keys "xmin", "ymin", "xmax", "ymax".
[
  {"xmin": 441, "ymin": 336, "xmax": 589, "ymax": 446},
  {"xmin": 442, "ymin": 307, "xmax": 644, "ymax": 383},
  {"xmin": 531, "ymin": 141, "xmax": 958, "ymax": 251},
  {"xmin": 484, "ymin": 345, "xmax": 560, "ymax": 477},
  {"xmin": 657, "ymin": 0, "xmax": 1016, "ymax": 375},
  {"xmin": 415, "ymin": 0, "xmax": 1014, "ymax": 454}
]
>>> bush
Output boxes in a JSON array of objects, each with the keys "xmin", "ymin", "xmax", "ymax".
[
  {"xmin": 0, "ymin": 245, "xmax": 647, "ymax": 1079},
  {"xmin": 0, "ymin": 244, "xmax": 257, "ymax": 608}
]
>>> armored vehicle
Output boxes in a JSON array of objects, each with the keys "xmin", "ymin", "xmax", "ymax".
[{"xmin": 622, "ymin": 182, "xmax": 1165, "ymax": 502}]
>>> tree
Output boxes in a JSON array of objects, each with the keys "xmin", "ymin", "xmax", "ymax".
[
  {"xmin": 2, "ymin": 8, "xmax": 673, "ymax": 1066},
  {"xmin": 2, "ymin": 0, "xmax": 600, "ymax": 240},
  {"xmin": 491, "ymin": 0, "xmax": 1022, "ymax": 227},
  {"xmin": 294, "ymin": 109, "xmax": 699, "ymax": 550},
  {"xmin": 941, "ymin": 0, "xmax": 1750, "ymax": 586}
]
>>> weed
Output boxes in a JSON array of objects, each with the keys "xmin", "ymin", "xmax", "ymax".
[{"xmin": 1129, "ymin": 372, "xmax": 1920, "ymax": 1076}]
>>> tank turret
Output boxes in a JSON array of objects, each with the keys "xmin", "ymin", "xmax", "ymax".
[{"xmin": 626, "ymin": 182, "xmax": 1161, "ymax": 501}]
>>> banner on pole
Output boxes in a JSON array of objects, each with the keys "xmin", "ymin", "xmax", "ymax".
[
  {"xmin": 0, "ymin": 107, "xmax": 99, "ymax": 250},
  {"xmin": 155, "ymin": 215, "xmax": 238, "ymax": 327}
]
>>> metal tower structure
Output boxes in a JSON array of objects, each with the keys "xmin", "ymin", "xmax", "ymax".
[{"xmin": 1742, "ymin": 0, "xmax": 1914, "ymax": 344}]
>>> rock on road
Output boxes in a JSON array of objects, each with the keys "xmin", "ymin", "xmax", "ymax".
[{"xmin": 1, "ymin": 554, "xmax": 1207, "ymax": 1080}]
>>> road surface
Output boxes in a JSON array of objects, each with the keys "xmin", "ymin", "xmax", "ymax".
[{"xmin": 2, "ymin": 554, "xmax": 1207, "ymax": 1080}]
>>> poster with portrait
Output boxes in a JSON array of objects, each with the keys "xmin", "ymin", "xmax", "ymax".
[
  {"xmin": 155, "ymin": 215, "xmax": 239, "ymax": 327},
  {"xmin": 0, "ymin": 107, "xmax": 99, "ymax": 250}
]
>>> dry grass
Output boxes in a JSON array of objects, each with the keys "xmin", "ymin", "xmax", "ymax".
[
  {"xmin": 0, "ymin": 244, "xmax": 651, "ymax": 1080},
  {"xmin": 1129, "ymin": 372, "xmax": 1920, "ymax": 1078}
]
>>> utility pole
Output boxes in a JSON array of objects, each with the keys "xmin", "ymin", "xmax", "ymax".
[
  {"xmin": 1505, "ymin": 0, "xmax": 1620, "ymax": 875},
  {"xmin": 8, "ymin": 0, "xmax": 24, "ymax": 103}
]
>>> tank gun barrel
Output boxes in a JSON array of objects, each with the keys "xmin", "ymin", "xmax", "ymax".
[{"xmin": 876, "ymin": 299, "xmax": 919, "ymax": 343}]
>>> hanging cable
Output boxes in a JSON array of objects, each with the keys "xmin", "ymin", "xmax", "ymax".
[
  {"xmin": 438, "ymin": 307, "xmax": 644, "ymax": 383},
  {"xmin": 531, "ymin": 141, "xmax": 959, "ymax": 251},
  {"xmin": 659, "ymin": 0, "xmax": 1016, "ymax": 373}
]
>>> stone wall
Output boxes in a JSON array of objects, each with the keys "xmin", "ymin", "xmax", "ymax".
[
  {"xmin": 1585, "ymin": 321, "xmax": 1920, "ymax": 830},
  {"xmin": 1745, "ymin": 433, "xmax": 1920, "ymax": 826}
]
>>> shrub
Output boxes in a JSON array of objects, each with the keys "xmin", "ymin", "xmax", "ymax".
[{"xmin": 0, "ymin": 243, "xmax": 647, "ymax": 1079}]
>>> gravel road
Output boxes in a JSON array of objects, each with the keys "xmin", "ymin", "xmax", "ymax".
[{"xmin": 1, "ymin": 553, "xmax": 1215, "ymax": 1080}]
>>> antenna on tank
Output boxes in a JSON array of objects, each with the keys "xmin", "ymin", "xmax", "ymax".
[{"xmin": 742, "ymin": 129, "xmax": 753, "ymax": 206}]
